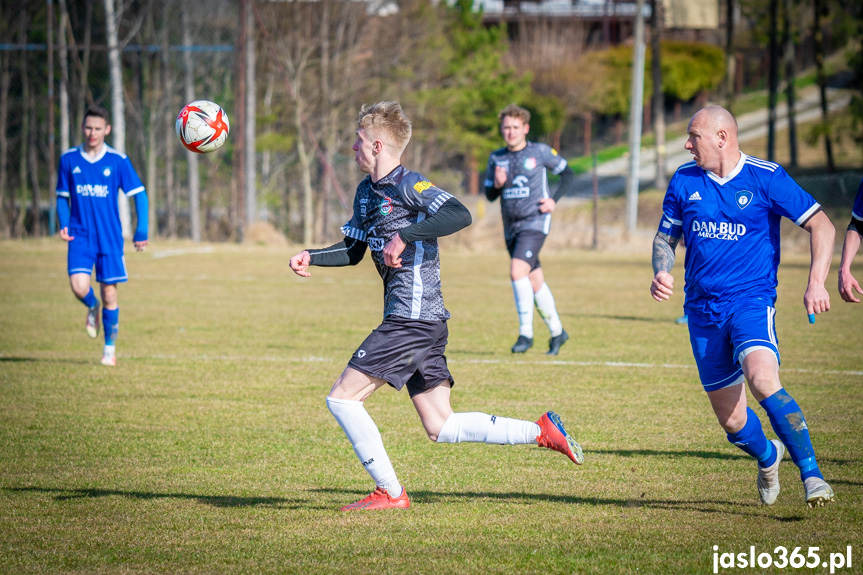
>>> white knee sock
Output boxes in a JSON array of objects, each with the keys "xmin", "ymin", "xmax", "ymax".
[
  {"xmin": 436, "ymin": 412, "xmax": 541, "ymax": 445},
  {"xmin": 512, "ymin": 277, "xmax": 534, "ymax": 338},
  {"xmin": 326, "ymin": 397, "xmax": 402, "ymax": 497},
  {"xmin": 534, "ymin": 283, "xmax": 563, "ymax": 337}
]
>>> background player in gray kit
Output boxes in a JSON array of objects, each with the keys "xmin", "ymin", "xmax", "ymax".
[
  {"xmin": 484, "ymin": 104, "xmax": 577, "ymax": 355},
  {"xmin": 289, "ymin": 101, "xmax": 583, "ymax": 512}
]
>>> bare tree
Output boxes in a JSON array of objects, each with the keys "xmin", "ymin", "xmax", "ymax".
[
  {"xmin": 182, "ymin": 3, "xmax": 202, "ymax": 241},
  {"xmin": 104, "ymin": 0, "xmax": 132, "ymax": 236},
  {"xmin": 783, "ymin": 0, "xmax": 798, "ymax": 167},
  {"xmin": 813, "ymin": 0, "xmax": 835, "ymax": 171},
  {"xmin": 651, "ymin": 0, "xmax": 667, "ymax": 190}
]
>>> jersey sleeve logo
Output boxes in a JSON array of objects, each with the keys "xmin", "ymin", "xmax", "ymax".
[
  {"xmin": 735, "ymin": 190, "xmax": 753, "ymax": 209},
  {"xmin": 413, "ymin": 180, "xmax": 432, "ymax": 194}
]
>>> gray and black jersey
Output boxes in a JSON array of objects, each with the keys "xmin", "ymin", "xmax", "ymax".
[
  {"xmin": 341, "ymin": 166, "xmax": 454, "ymax": 321},
  {"xmin": 484, "ymin": 142, "xmax": 569, "ymax": 239}
]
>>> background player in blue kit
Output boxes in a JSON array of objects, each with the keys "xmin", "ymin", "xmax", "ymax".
[
  {"xmin": 289, "ymin": 101, "xmax": 583, "ymax": 512},
  {"xmin": 56, "ymin": 105, "xmax": 148, "ymax": 366},
  {"xmin": 484, "ymin": 104, "xmax": 577, "ymax": 355},
  {"xmin": 650, "ymin": 105, "xmax": 836, "ymax": 508},
  {"xmin": 838, "ymin": 179, "xmax": 863, "ymax": 303}
]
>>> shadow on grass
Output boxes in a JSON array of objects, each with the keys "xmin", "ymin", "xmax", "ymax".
[
  {"xmin": 7, "ymin": 482, "xmax": 836, "ymax": 521},
  {"xmin": 311, "ymin": 487, "xmax": 805, "ymax": 521},
  {"xmin": 590, "ymin": 448, "xmax": 854, "ymax": 466},
  {"xmin": 4, "ymin": 486, "xmax": 317, "ymax": 510},
  {"xmin": 0, "ymin": 356, "xmax": 92, "ymax": 365}
]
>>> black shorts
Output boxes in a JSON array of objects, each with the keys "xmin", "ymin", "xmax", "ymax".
[
  {"xmin": 347, "ymin": 315, "xmax": 454, "ymax": 397},
  {"xmin": 506, "ymin": 230, "xmax": 546, "ymax": 271}
]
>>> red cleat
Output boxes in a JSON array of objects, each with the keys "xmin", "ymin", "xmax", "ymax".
[
  {"xmin": 339, "ymin": 486, "xmax": 410, "ymax": 511},
  {"xmin": 536, "ymin": 411, "xmax": 584, "ymax": 465}
]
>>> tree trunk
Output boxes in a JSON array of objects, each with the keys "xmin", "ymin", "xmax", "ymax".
[
  {"xmin": 296, "ymin": 103, "xmax": 314, "ymax": 246},
  {"xmin": 0, "ymin": 51, "xmax": 10, "ymax": 237},
  {"xmin": 59, "ymin": 0, "xmax": 71, "ymax": 152},
  {"xmin": 17, "ymin": 15, "xmax": 30, "ymax": 237},
  {"xmin": 161, "ymin": 9, "xmax": 176, "ymax": 238},
  {"xmin": 725, "ymin": 0, "xmax": 737, "ymax": 109},
  {"xmin": 813, "ymin": 0, "xmax": 835, "ymax": 172},
  {"xmin": 783, "ymin": 0, "xmax": 797, "ymax": 168},
  {"xmin": 182, "ymin": 4, "xmax": 201, "ymax": 241},
  {"xmin": 244, "ymin": 0, "xmax": 256, "ymax": 229},
  {"xmin": 651, "ymin": 0, "xmax": 666, "ymax": 190},
  {"xmin": 104, "ymin": 0, "xmax": 132, "ymax": 237},
  {"xmin": 767, "ymin": 0, "xmax": 778, "ymax": 161}
]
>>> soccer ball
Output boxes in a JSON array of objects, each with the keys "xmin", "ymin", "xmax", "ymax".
[{"xmin": 175, "ymin": 100, "xmax": 230, "ymax": 154}]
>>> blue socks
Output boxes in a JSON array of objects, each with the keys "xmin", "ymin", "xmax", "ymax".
[
  {"xmin": 760, "ymin": 389, "xmax": 823, "ymax": 481},
  {"xmin": 103, "ymin": 308, "xmax": 119, "ymax": 346},
  {"xmin": 726, "ymin": 407, "xmax": 777, "ymax": 468},
  {"xmin": 81, "ymin": 287, "xmax": 98, "ymax": 309}
]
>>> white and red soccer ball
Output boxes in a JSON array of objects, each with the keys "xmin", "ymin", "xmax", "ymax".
[{"xmin": 175, "ymin": 100, "xmax": 230, "ymax": 154}]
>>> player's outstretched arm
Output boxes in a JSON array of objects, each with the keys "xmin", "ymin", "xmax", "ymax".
[
  {"xmin": 289, "ymin": 250, "xmax": 312, "ymax": 277},
  {"xmin": 838, "ymin": 226, "xmax": 862, "ymax": 303},
  {"xmin": 650, "ymin": 231, "xmax": 679, "ymax": 302},
  {"xmin": 802, "ymin": 211, "xmax": 835, "ymax": 316}
]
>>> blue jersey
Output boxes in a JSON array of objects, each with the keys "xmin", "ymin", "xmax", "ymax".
[
  {"xmin": 56, "ymin": 145, "xmax": 146, "ymax": 255},
  {"xmin": 658, "ymin": 153, "xmax": 821, "ymax": 319}
]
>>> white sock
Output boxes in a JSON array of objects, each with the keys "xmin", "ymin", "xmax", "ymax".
[
  {"xmin": 534, "ymin": 283, "xmax": 563, "ymax": 337},
  {"xmin": 436, "ymin": 412, "xmax": 541, "ymax": 445},
  {"xmin": 512, "ymin": 277, "xmax": 534, "ymax": 338},
  {"xmin": 103, "ymin": 345, "xmax": 116, "ymax": 356},
  {"xmin": 326, "ymin": 397, "xmax": 402, "ymax": 497}
]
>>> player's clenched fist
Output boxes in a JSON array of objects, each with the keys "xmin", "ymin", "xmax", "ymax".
[
  {"xmin": 650, "ymin": 272, "xmax": 674, "ymax": 302},
  {"xmin": 290, "ymin": 250, "xmax": 312, "ymax": 277}
]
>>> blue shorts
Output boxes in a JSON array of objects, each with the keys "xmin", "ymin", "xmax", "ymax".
[
  {"xmin": 687, "ymin": 298, "xmax": 781, "ymax": 392},
  {"xmin": 68, "ymin": 241, "xmax": 128, "ymax": 284}
]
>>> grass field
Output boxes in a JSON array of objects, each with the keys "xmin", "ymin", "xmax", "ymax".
[{"xmin": 1, "ymin": 236, "xmax": 862, "ymax": 574}]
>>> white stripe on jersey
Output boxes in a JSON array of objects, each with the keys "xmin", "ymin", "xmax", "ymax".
[
  {"xmin": 744, "ymin": 156, "xmax": 779, "ymax": 172},
  {"xmin": 428, "ymin": 192, "xmax": 453, "ymax": 214},
  {"xmin": 410, "ymin": 212, "xmax": 426, "ymax": 319},
  {"xmin": 340, "ymin": 224, "xmax": 367, "ymax": 242},
  {"xmin": 57, "ymin": 190, "xmax": 70, "ymax": 198},
  {"xmin": 662, "ymin": 212, "xmax": 683, "ymax": 226},
  {"xmin": 125, "ymin": 186, "xmax": 145, "ymax": 197},
  {"xmin": 768, "ymin": 306, "xmax": 777, "ymax": 347},
  {"xmin": 794, "ymin": 203, "xmax": 821, "ymax": 226}
]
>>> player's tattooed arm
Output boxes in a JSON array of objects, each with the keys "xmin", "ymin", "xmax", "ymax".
[{"xmin": 652, "ymin": 231, "xmax": 679, "ymax": 275}]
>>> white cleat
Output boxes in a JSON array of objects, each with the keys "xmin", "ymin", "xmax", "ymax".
[
  {"xmin": 86, "ymin": 302, "xmax": 100, "ymax": 339},
  {"xmin": 101, "ymin": 346, "xmax": 116, "ymax": 367},
  {"xmin": 804, "ymin": 477, "xmax": 835, "ymax": 508},
  {"xmin": 757, "ymin": 440, "xmax": 784, "ymax": 505}
]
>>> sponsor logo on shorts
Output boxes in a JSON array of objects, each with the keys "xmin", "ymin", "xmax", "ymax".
[
  {"xmin": 735, "ymin": 190, "xmax": 753, "ymax": 209},
  {"xmin": 357, "ymin": 350, "xmax": 367, "ymax": 358},
  {"xmin": 525, "ymin": 250, "xmax": 533, "ymax": 258}
]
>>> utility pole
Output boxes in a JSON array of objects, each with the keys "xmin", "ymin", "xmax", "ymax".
[{"xmin": 625, "ymin": 0, "xmax": 646, "ymax": 237}]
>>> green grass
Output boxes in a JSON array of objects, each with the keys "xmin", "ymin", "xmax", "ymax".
[{"xmin": 1, "ymin": 238, "xmax": 862, "ymax": 574}]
